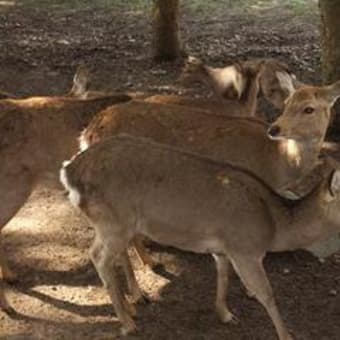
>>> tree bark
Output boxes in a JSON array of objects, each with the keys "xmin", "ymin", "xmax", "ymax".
[
  {"xmin": 152, "ymin": 0, "xmax": 182, "ymax": 61},
  {"xmin": 320, "ymin": 0, "xmax": 340, "ymax": 84}
]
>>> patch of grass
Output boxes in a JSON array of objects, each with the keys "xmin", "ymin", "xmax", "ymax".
[
  {"xmin": 184, "ymin": 0, "xmax": 318, "ymax": 17},
  {"xmin": 17, "ymin": 0, "xmax": 148, "ymax": 11},
  {"xmin": 16, "ymin": 0, "xmax": 318, "ymax": 17},
  {"xmin": 283, "ymin": 0, "xmax": 318, "ymax": 15}
]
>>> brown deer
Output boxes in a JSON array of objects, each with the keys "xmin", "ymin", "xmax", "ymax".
[
  {"xmin": 82, "ymin": 76, "xmax": 340, "ymax": 200},
  {"xmin": 267, "ymin": 75, "xmax": 340, "ymax": 149},
  {"xmin": 79, "ymin": 78, "xmax": 340, "ymax": 274},
  {"xmin": 60, "ymin": 134, "xmax": 340, "ymax": 339},
  {"xmin": 0, "ymin": 68, "xmax": 132, "ymax": 312},
  {"xmin": 180, "ymin": 56, "xmax": 297, "ymax": 113}
]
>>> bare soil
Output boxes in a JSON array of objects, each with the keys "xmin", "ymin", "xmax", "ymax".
[{"xmin": 1, "ymin": 2, "xmax": 340, "ymax": 339}]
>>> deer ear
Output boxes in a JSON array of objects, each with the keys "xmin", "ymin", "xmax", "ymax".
[
  {"xmin": 276, "ymin": 71, "xmax": 296, "ymax": 98},
  {"xmin": 69, "ymin": 64, "xmax": 90, "ymax": 98},
  {"xmin": 291, "ymin": 74, "xmax": 305, "ymax": 90},
  {"xmin": 322, "ymin": 80, "xmax": 340, "ymax": 106},
  {"xmin": 330, "ymin": 170, "xmax": 340, "ymax": 195}
]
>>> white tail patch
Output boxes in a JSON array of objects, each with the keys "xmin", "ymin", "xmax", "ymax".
[
  {"xmin": 59, "ymin": 161, "xmax": 81, "ymax": 207},
  {"xmin": 78, "ymin": 130, "xmax": 89, "ymax": 152}
]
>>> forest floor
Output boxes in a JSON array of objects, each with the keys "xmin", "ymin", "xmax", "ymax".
[{"xmin": 1, "ymin": 1, "xmax": 340, "ymax": 339}]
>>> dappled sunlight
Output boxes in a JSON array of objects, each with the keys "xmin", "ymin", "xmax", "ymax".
[
  {"xmin": 1, "ymin": 285, "xmax": 118, "ymax": 338},
  {"xmin": 11, "ymin": 244, "xmax": 86, "ymax": 272},
  {"xmin": 0, "ymin": 0, "xmax": 15, "ymax": 13},
  {"xmin": 0, "ymin": 1, "xmax": 15, "ymax": 6},
  {"xmin": 3, "ymin": 183, "xmax": 90, "ymax": 245},
  {"xmin": 30, "ymin": 284, "xmax": 110, "ymax": 309}
]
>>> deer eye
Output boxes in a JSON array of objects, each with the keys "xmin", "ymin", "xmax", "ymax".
[{"xmin": 303, "ymin": 106, "xmax": 315, "ymax": 114}]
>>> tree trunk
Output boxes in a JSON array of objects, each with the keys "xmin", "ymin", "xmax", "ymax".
[
  {"xmin": 320, "ymin": 0, "xmax": 340, "ymax": 84},
  {"xmin": 152, "ymin": 0, "xmax": 181, "ymax": 61}
]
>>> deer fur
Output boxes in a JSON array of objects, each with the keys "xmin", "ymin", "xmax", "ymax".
[
  {"xmin": 268, "ymin": 79, "xmax": 340, "ymax": 154},
  {"xmin": 179, "ymin": 57, "xmax": 266, "ymax": 117},
  {"xmin": 0, "ymin": 69, "xmax": 132, "ymax": 312},
  {"xmin": 61, "ymin": 135, "xmax": 340, "ymax": 339},
  {"xmin": 81, "ymin": 99, "xmax": 325, "ymax": 200},
  {"xmin": 180, "ymin": 56, "xmax": 297, "ymax": 113},
  {"xmin": 143, "ymin": 94, "xmax": 227, "ymax": 113}
]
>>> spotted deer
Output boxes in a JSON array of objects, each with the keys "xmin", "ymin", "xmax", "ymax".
[
  {"xmin": 0, "ymin": 67, "xmax": 132, "ymax": 312},
  {"xmin": 61, "ymin": 134, "xmax": 340, "ymax": 339}
]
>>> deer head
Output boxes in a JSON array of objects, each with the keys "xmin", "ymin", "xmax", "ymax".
[
  {"xmin": 268, "ymin": 79, "xmax": 340, "ymax": 145},
  {"xmin": 258, "ymin": 60, "xmax": 297, "ymax": 110},
  {"xmin": 179, "ymin": 56, "xmax": 245, "ymax": 100}
]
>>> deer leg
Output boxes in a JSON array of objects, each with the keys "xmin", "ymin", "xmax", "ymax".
[
  {"xmin": 230, "ymin": 255, "xmax": 293, "ymax": 340},
  {"xmin": 0, "ymin": 238, "xmax": 16, "ymax": 283},
  {"xmin": 90, "ymin": 234, "xmax": 137, "ymax": 335},
  {"xmin": 121, "ymin": 251, "xmax": 149, "ymax": 304},
  {"xmin": 0, "ymin": 168, "xmax": 34, "ymax": 282},
  {"xmin": 213, "ymin": 254, "xmax": 238, "ymax": 324},
  {"xmin": 132, "ymin": 235, "xmax": 156, "ymax": 269},
  {"xmin": 0, "ymin": 281, "xmax": 12, "ymax": 312}
]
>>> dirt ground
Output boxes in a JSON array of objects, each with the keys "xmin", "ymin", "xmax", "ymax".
[{"xmin": 1, "ymin": 1, "xmax": 340, "ymax": 339}]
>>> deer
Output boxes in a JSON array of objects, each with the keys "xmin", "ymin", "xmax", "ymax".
[
  {"xmin": 69, "ymin": 61, "xmax": 267, "ymax": 273},
  {"xmin": 0, "ymin": 67, "xmax": 133, "ymax": 312},
  {"xmin": 78, "ymin": 78, "xmax": 340, "ymax": 275},
  {"xmin": 147, "ymin": 59, "xmax": 265, "ymax": 118},
  {"xmin": 179, "ymin": 56, "xmax": 297, "ymax": 114},
  {"xmin": 60, "ymin": 134, "xmax": 340, "ymax": 339}
]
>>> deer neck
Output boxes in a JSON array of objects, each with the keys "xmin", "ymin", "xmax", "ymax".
[
  {"xmin": 72, "ymin": 103, "xmax": 97, "ymax": 130},
  {"xmin": 270, "ymin": 175, "xmax": 339, "ymax": 252},
  {"xmin": 238, "ymin": 72, "xmax": 260, "ymax": 116},
  {"xmin": 279, "ymin": 138, "xmax": 322, "ymax": 180}
]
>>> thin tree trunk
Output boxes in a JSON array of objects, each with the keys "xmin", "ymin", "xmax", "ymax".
[
  {"xmin": 320, "ymin": 0, "xmax": 340, "ymax": 84},
  {"xmin": 152, "ymin": 0, "xmax": 182, "ymax": 61}
]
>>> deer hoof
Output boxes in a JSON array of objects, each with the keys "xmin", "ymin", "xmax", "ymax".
[
  {"xmin": 217, "ymin": 307, "xmax": 239, "ymax": 324},
  {"xmin": 120, "ymin": 321, "xmax": 137, "ymax": 336}
]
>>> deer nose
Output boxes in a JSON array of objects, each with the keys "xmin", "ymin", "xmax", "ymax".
[{"xmin": 267, "ymin": 125, "xmax": 281, "ymax": 138}]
